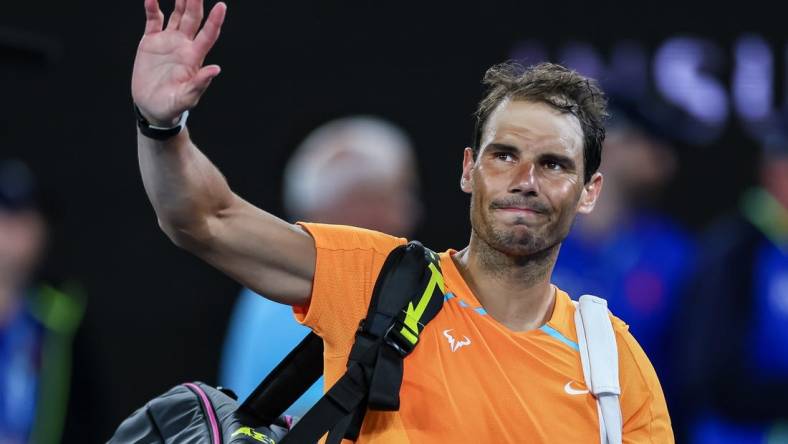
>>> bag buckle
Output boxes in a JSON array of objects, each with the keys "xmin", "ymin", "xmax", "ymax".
[{"xmin": 383, "ymin": 319, "xmax": 418, "ymax": 357}]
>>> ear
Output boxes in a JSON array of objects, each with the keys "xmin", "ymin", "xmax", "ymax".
[
  {"xmin": 461, "ymin": 147, "xmax": 475, "ymax": 194},
  {"xmin": 577, "ymin": 172, "xmax": 603, "ymax": 214}
]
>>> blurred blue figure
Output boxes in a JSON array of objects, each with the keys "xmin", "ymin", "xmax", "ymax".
[
  {"xmin": 552, "ymin": 107, "xmax": 694, "ymax": 391},
  {"xmin": 220, "ymin": 117, "xmax": 421, "ymax": 414},
  {"xmin": 221, "ymin": 288, "xmax": 320, "ymax": 414},
  {"xmin": 0, "ymin": 160, "xmax": 83, "ymax": 444},
  {"xmin": 0, "ymin": 160, "xmax": 47, "ymax": 444},
  {"xmin": 676, "ymin": 134, "xmax": 788, "ymax": 444}
]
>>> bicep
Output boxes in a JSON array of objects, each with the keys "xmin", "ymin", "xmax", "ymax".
[{"xmin": 192, "ymin": 194, "xmax": 316, "ymax": 306}]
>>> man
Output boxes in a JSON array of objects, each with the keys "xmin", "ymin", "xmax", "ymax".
[
  {"xmin": 221, "ymin": 116, "xmax": 421, "ymax": 414},
  {"xmin": 131, "ymin": 0, "xmax": 672, "ymax": 441}
]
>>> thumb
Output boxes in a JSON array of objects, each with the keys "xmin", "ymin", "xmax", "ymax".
[{"xmin": 188, "ymin": 64, "xmax": 221, "ymax": 96}]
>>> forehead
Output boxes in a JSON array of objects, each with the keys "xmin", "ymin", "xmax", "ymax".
[{"xmin": 481, "ymin": 99, "xmax": 584, "ymax": 156}]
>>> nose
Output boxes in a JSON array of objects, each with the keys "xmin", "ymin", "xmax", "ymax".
[{"xmin": 508, "ymin": 160, "xmax": 539, "ymax": 196}]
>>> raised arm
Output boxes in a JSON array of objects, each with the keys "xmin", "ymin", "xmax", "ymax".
[{"xmin": 131, "ymin": 0, "xmax": 314, "ymax": 306}]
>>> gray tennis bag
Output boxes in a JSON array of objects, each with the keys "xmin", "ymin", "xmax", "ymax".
[
  {"xmin": 108, "ymin": 381, "xmax": 294, "ymax": 444},
  {"xmin": 107, "ymin": 330, "xmax": 325, "ymax": 444}
]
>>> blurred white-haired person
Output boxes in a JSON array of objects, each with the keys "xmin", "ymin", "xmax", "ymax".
[{"xmin": 220, "ymin": 116, "xmax": 421, "ymax": 413}]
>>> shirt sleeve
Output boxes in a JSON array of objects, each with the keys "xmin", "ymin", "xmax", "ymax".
[
  {"xmin": 292, "ymin": 223, "xmax": 406, "ymax": 362},
  {"xmin": 617, "ymin": 325, "xmax": 675, "ymax": 443}
]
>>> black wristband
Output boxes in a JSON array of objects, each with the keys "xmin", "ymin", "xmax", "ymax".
[{"xmin": 134, "ymin": 104, "xmax": 189, "ymax": 141}]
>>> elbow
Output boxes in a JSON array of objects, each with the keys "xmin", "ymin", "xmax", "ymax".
[
  {"xmin": 155, "ymin": 193, "xmax": 239, "ymax": 252},
  {"xmin": 158, "ymin": 217, "xmax": 215, "ymax": 252}
]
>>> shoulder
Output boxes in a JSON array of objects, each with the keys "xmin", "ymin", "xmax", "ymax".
[
  {"xmin": 568, "ymin": 293, "xmax": 672, "ymax": 438},
  {"xmin": 609, "ymin": 308, "xmax": 666, "ymax": 403},
  {"xmin": 603, "ymin": 305, "xmax": 651, "ymax": 379},
  {"xmin": 562, "ymin": 291, "xmax": 630, "ymax": 337},
  {"xmin": 609, "ymin": 311, "xmax": 630, "ymax": 336},
  {"xmin": 572, "ymin": 295, "xmax": 660, "ymax": 391},
  {"xmin": 294, "ymin": 223, "xmax": 407, "ymax": 349},
  {"xmin": 298, "ymin": 222, "xmax": 406, "ymax": 254}
]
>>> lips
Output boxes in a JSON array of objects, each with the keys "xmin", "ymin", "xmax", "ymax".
[
  {"xmin": 494, "ymin": 207, "xmax": 548, "ymax": 223},
  {"xmin": 490, "ymin": 200, "xmax": 549, "ymax": 214},
  {"xmin": 495, "ymin": 206, "xmax": 544, "ymax": 214}
]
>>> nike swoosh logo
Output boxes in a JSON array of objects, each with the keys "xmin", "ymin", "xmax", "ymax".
[{"xmin": 564, "ymin": 381, "xmax": 590, "ymax": 395}]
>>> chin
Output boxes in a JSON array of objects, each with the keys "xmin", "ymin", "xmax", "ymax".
[
  {"xmin": 489, "ymin": 227, "xmax": 547, "ymax": 256},
  {"xmin": 505, "ymin": 240, "xmax": 548, "ymax": 257},
  {"xmin": 472, "ymin": 209, "xmax": 560, "ymax": 257}
]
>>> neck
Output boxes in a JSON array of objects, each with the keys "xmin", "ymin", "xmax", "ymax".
[{"xmin": 453, "ymin": 231, "xmax": 559, "ymax": 331}]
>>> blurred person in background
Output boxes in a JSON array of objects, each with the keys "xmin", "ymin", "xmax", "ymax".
[
  {"xmin": 220, "ymin": 116, "xmax": 421, "ymax": 414},
  {"xmin": 0, "ymin": 160, "xmax": 83, "ymax": 444},
  {"xmin": 552, "ymin": 103, "xmax": 694, "ymax": 396},
  {"xmin": 676, "ymin": 135, "xmax": 788, "ymax": 443}
]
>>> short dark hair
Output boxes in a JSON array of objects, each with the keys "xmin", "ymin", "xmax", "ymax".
[{"xmin": 473, "ymin": 62, "xmax": 608, "ymax": 183}]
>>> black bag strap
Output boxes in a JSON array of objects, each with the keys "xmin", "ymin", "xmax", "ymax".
[
  {"xmin": 280, "ymin": 240, "xmax": 445, "ymax": 443},
  {"xmin": 238, "ymin": 331, "xmax": 324, "ymax": 426},
  {"xmin": 336, "ymin": 241, "xmax": 444, "ymax": 441}
]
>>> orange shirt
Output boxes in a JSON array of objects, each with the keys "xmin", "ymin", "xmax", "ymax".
[{"xmin": 294, "ymin": 223, "xmax": 673, "ymax": 443}]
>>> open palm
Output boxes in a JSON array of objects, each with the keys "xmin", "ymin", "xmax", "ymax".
[{"xmin": 132, "ymin": 0, "xmax": 226, "ymax": 126}]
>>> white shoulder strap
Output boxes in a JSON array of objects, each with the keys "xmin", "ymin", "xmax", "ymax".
[{"xmin": 573, "ymin": 295, "xmax": 622, "ymax": 444}]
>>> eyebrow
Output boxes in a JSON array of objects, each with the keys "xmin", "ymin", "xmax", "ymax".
[{"xmin": 484, "ymin": 143, "xmax": 520, "ymax": 154}]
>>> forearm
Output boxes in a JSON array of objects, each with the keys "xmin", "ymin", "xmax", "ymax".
[
  {"xmin": 137, "ymin": 127, "xmax": 234, "ymax": 245},
  {"xmin": 131, "ymin": 0, "xmax": 315, "ymax": 305}
]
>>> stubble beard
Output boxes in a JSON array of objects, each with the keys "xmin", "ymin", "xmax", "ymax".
[
  {"xmin": 470, "ymin": 197, "xmax": 566, "ymax": 260},
  {"xmin": 469, "ymin": 192, "xmax": 580, "ymax": 291}
]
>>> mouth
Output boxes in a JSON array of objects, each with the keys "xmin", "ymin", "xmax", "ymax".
[
  {"xmin": 492, "ymin": 207, "xmax": 549, "ymax": 227},
  {"xmin": 489, "ymin": 200, "xmax": 550, "ymax": 225},
  {"xmin": 491, "ymin": 202, "xmax": 548, "ymax": 215},
  {"xmin": 494, "ymin": 206, "xmax": 544, "ymax": 215}
]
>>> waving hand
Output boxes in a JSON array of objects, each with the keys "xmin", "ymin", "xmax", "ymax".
[{"xmin": 132, "ymin": 0, "xmax": 226, "ymax": 126}]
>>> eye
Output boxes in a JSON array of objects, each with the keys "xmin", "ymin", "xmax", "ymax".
[
  {"xmin": 544, "ymin": 160, "xmax": 563, "ymax": 170},
  {"xmin": 494, "ymin": 152, "xmax": 515, "ymax": 162}
]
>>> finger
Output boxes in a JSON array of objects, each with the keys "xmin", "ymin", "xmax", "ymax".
[
  {"xmin": 187, "ymin": 64, "xmax": 221, "ymax": 96},
  {"xmin": 178, "ymin": 0, "xmax": 204, "ymax": 39},
  {"xmin": 193, "ymin": 2, "xmax": 226, "ymax": 56},
  {"xmin": 143, "ymin": 0, "xmax": 164, "ymax": 34},
  {"xmin": 166, "ymin": 0, "xmax": 187, "ymax": 30}
]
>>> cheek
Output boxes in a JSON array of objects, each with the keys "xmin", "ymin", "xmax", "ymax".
[
  {"xmin": 469, "ymin": 175, "xmax": 492, "ymax": 224},
  {"xmin": 473, "ymin": 166, "xmax": 508, "ymax": 197},
  {"xmin": 549, "ymin": 176, "xmax": 576, "ymax": 191},
  {"xmin": 470, "ymin": 169, "xmax": 488, "ymax": 199},
  {"xmin": 546, "ymin": 180, "xmax": 583, "ymax": 214}
]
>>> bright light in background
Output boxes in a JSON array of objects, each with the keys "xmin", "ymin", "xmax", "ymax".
[
  {"xmin": 511, "ymin": 34, "xmax": 788, "ymax": 146},
  {"xmin": 733, "ymin": 35, "xmax": 773, "ymax": 122},
  {"xmin": 654, "ymin": 37, "xmax": 729, "ymax": 127}
]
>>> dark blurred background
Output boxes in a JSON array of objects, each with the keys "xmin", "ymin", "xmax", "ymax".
[{"xmin": 3, "ymin": 0, "xmax": 788, "ymax": 442}]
